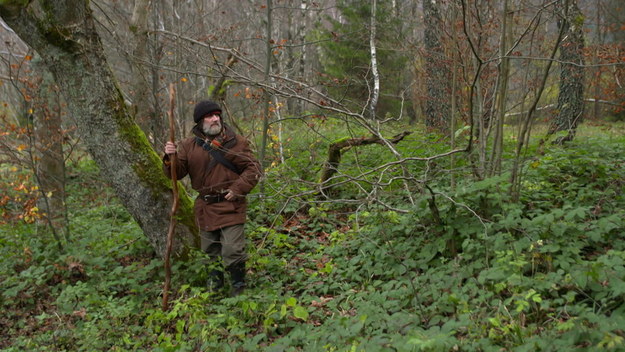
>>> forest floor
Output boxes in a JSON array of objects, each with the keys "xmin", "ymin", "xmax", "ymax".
[{"xmin": 1, "ymin": 121, "xmax": 625, "ymax": 351}]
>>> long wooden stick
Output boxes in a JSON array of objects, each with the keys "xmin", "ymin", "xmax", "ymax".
[{"xmin": 162, "ymin": 83, "xmax": 179, "ymax": 311}]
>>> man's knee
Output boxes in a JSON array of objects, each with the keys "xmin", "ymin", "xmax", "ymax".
[{"xmin": 221, "ymin": 243, "xmax": 247, "ymax": 266}]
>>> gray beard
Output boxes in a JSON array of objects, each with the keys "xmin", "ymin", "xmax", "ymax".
[{"xmin": 203, "ymin": 121, "xmax": 222, "ymax": 136}]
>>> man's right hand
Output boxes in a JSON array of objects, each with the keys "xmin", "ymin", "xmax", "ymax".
[{"xmin": 165, "ymin": 141, "xmax": 177, "ymax": 155}]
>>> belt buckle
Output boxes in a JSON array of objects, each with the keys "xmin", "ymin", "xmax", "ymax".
[{"xmin": 202, "ymin": 194, "xmax": 222, "ymax": 204}]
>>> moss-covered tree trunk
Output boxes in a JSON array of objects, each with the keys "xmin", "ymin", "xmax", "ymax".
[{"xmin": 0, "ymin": 0, "xmax": 197, "ymax": 258}]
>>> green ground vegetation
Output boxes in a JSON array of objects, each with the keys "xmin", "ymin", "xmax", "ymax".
[{"xmin": 1, "ymin": 120, "xmax": 624, "ymax": 351}]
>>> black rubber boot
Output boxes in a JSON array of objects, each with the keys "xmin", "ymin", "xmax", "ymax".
[
  {"xmin": 207, "ymin": 269, "xmax": 224, "ymax": 293},
  {"xmin": 227, "ymin": 262, "xmax": 247, "ymax": 297}
]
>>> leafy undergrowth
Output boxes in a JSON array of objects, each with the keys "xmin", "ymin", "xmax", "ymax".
[{"xmin": 1, "ymin": 134, "xmax": 625, "ymax": 351}]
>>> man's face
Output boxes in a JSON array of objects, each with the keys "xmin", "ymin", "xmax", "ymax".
[{"xmin": 202, "ymin": 112, "xmax": 222, "ymax": 136}]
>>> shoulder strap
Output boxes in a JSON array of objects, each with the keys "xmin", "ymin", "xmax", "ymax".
[{"xmin": 195, "ymin": 137, "xmax": 242, "ymax": 175}]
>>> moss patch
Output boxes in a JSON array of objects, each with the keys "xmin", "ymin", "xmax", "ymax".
[{"xmin": 112, "ymin": 99, "xmax": 197, "ymax": 234}]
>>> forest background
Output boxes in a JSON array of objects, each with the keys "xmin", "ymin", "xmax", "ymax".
[{"xmin": 1, "ymin": 0, "xmax": 624, "ymax": 350}]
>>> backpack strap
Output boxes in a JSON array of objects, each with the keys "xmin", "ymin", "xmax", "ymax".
[{"xmin": 195, "ymin": 137, "xmax": 242, "ymax": 175}]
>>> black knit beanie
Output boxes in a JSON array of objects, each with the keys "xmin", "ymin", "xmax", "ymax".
[{"xmin": 193, "ymin": 100, "xmax": 222, "ymax": 123}]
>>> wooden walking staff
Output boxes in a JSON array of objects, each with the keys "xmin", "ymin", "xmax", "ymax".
[{"xmin": 163, "ymin": 83, "xmax": 179, "ymax": 311}]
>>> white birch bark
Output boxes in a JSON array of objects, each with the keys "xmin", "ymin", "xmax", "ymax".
[{"xmin": 369, "ymin": 0, "xmax": 380, "ymax": 119}]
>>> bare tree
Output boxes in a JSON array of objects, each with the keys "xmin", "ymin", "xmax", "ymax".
[
  {"xmin": 549, "ymin": 0, "xmax": 586, "ymax": 143},
  {"xmin": 488, "ymin": 0, "xmax": 513, "ymax": 176},
  {"xmin": 32, "ymin": 59, "xmax": 69, "ymax": 241},
  {"xmin": 259, "ymin": 0, "xmax": 274, "ymax": 180},
  {"xmin": 0, "ymin": 35, "xmax": 70, "ymax": 246},
  {"xmin": 128, "ymin": 0, "xmax": 164, "ymax": 150},
  {"xmin": 423, "ymin": 0, "xmax": 451, "ymax": 134},
  {"xmin": 369, "ymin": 0, "xmax": 380, "ymax": 118}
]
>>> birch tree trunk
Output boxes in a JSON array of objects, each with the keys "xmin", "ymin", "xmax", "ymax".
[
  {"xmin": 0, "ymin": 0, "xmax": 197, "ymax": 258},
  {"xmin": 369, "ymin": 0, "xmax": 380, "ymax": 119}
]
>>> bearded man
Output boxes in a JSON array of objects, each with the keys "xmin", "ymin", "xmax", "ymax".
[{"xmin": 163, "ymin": 100, "xmax": 262, "ymax": 296}]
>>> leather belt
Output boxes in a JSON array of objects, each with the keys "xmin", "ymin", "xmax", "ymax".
[{"xmin": 200, "ymin": 194, "xmax": 226, "ymax": 204}]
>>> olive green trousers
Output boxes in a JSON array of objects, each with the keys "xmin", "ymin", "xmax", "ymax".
[{"xmin": 200, "ymin": 224, "xmax": 247, "ymax": 267}]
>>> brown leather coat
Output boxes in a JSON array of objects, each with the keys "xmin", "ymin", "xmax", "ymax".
[{"xmin": 163, "ymin": 124, "xmax": 262, "ymax": 231}]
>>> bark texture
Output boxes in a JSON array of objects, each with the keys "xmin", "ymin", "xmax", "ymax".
[
  {"xmin": 549, "ymin": 0, "xmax": 586, "ymax": 143},
  {"xmin": 423, "ymin": 0, "xmax": 451, "ymax": 134},
  {"xmin": 0, "ymin": 0, "xmax": 197, "ymax": 258},
  {"xmin": 369, "ymin": 0, "xmax": 380, "ymax": 119}
]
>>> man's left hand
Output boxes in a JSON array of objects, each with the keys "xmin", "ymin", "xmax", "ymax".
[{"xmin": 224, "ymin": 190, "xmax": 236, "ymax": 201}]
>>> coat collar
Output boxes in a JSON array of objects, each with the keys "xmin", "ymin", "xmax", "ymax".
[{"xmin": 192, "ymin": 123, "xmax": 237, "ymax": 151}]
